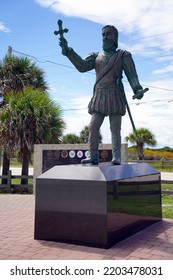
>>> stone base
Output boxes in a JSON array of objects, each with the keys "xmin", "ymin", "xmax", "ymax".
[{"xmin": 34, "ymin": 163, "xmax": 162, "ymax": 248}]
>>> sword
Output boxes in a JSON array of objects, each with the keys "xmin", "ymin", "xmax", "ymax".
[
  {"xmin": 122, "ymin": 91, "xmax": 137, "ymax": 131},
  {"xmin": 122, "ymin": 87, "xmax": 149, "ymax": 131}
]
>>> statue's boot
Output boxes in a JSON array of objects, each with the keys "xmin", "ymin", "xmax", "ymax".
[
  {"xmin": 81, "ymin": 112, "xmax": 103, "ymax": 165},
  {"xmin": 111, "ymin": 135, "xmax": 121, "ymax": 165},
  {"xmin": 111, "ymin": 158, "xmax": 121, "ymax": 165},
  {"xmin": 81, "ymin": 152, "xmax": 99, "ymax": 165}
]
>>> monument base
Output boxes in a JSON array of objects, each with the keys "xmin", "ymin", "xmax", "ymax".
[{"xmin": 34, "ymin": 163, "xmax": 162, "ymax": 248}]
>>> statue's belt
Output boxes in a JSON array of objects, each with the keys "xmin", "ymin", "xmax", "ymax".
[{"xmin": 95, "ymin": 82, "xmax": 117, "ymax": 89}]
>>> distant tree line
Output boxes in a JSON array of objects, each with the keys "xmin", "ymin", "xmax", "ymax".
[
  {"xmin": 62, "ymin": 125, "xmax": 102, "ymax": 144},
  {"xmin": 150, "ymin": 146, "xmax": 173, "ymax": 152}
]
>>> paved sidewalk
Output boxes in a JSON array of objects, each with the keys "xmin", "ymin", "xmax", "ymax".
[
  {"xmin": 0, "ymin": 195, "xmax": 173, "ymax": 260},
  {"xmin": 161, "ymin": 172, "xmax": 173, "ymax": 182}
]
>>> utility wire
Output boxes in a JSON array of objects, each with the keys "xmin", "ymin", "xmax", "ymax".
[
  {"xmin": 62, "ymin": 98, "xmax": 173, "ymax": 112},
  {"xmin": 7, "ymin": 48, "xmax": 173, "ymax": 113},
  {"xmin": 11, "ymin": 48, "xmax": 173, "ymax": 100},
  {"xmin": 12, "ymin": 48, "xmax": 173, "ymax": 92},
  {"xmin": 130, "ymin": 30, "xmax": 173, "ymax": 41}
]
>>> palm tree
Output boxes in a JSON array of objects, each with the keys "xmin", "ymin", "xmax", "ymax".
[
  {"xmin": 125, "ymin": 127, "xmax": 157, "ymax": 160},
  {"xmin": 0, "ymin": 55, "xmax": 47, "ymax": 95},
  {"xmin": 0, "ymin": 88, "xmax": 65, "ymax": 184},
  {"xmin": 79, "ymin": 125, "xmax": 103, "ymax": 143},
  {"xmin": 0, "ymin": 55, "xmax": 48, "ymax": 183},
  {"xmin": 62, "ymin": 133, "xmax": 80, "ymax": 144}
]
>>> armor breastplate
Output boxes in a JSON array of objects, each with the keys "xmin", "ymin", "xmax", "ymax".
[{"xmin": 95, "ymin": 52, "xmax": 118, "ymax": 86}]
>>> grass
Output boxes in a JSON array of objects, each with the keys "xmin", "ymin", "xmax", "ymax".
[
  {"xmin": 11, "ymin": 178, "xmax": 33, "ymax": 194},
  {"xmin": 134, "ymin": 160, "xmax": 173, "ymax": 173},
  {"xmin": 162, "ymin": 194, "xmax": 173, "ymax": 219},
  {"xmin": 149, "ymin": 163, "xmax": 173, "ymax": 173},
  {"xmin": 161, "ymin": 184, "xmax": 173, "ymax": 219},
  {"xmin": 162, "ymin": 184, "xmax": 173, "ymax": 191}
]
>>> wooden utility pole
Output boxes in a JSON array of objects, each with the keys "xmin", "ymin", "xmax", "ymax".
[{"xmin": 8, "ymin": 46, "xmax": 12, "ymax": 56}]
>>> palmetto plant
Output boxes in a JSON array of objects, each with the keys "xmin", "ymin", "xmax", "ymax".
[
  {"xmin": 0, "ymin": 88, "xmax": 65, "ymax": 184},
  {"xmin": 79, "ymin": 125, "xmax": 102, "ymax": 144},
  {"xmin": 125, "ymin": 127, "xmax": 157, "ymax": 160},
  {"xmin": 62, "ymin": 133, "xmax": 81, "ymax": 144},
  {"xmin": 0, "ymin": 55, "xmax": 47, "ymax": 95},
  {"xmin": 0, "ymin": 55, "xmax": 48, "ymax": 184}
]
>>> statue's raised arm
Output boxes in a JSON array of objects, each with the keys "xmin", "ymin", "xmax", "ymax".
[{"xmin": 55, "ymin": 19, "xmax": 96, "ymax": 72}]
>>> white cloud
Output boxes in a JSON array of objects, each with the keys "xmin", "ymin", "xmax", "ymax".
[
  {"xmin": 36, "ymin": 0, "xmax": 173, "ymax": 36},
  {"xmin": 36, "ymin": 0, "xmax": 173, "ymax": 67},
  {"xmin": 153, "ymin": 64, "xmax": 173, "ymax": 76},
  {"xmin": 64, "ymin": 113, "xmax": 90, "ymax": 135},
  {"xmin": 0, "ymin": 22, "xmax": 10, "ymax": 33}
]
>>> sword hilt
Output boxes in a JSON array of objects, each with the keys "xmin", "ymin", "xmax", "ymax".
[{"xmin": 132, "ymin": 87, "xmax": 149, "ymax": 99}]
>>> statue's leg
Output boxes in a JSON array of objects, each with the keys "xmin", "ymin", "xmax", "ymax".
[
  {"xmin": 81, "ymin": 112, "xmax": 104, "ymax": 164},
  {"xmin": 109, "ymin": 114, "xmax": 122, "ymax": 165}
]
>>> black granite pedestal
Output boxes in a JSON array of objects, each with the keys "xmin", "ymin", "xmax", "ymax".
[{"xmin": 34, "ymin": 163, "xmax": 162, "ymax": 248}]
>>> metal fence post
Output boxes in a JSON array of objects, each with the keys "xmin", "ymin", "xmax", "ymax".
[{"xmin": 161, "ymin": 158, "xmax": 165, "ymax": 169}]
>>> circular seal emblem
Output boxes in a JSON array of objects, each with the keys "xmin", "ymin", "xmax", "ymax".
[
  {"xmin": 69, "ymin": 150, "xmax": 76, "ymax": 158},
  {"xmin": 54, "ymin": 150, "xmax": 60, "ymax": 158},
  {"xmin": 101, "ymin": 150, "xmax": 108, "ymax": 159},
  {"xmin": 85, "ymin": 150, "xmax": 90, "ymax": 158},
  {"xmin": 77, "ymin": 150, "xmax": 83, "ymax": 158},
  {"xmin": 61, "ymin": 150, "xmax": 68, "ymax": 158},
  {"xmin": 47, "ymin": 150, "xmax": 53, "ymax": 158}
]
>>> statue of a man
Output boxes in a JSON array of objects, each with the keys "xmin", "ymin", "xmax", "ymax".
[{"xmin": 59, "ymin": 24, "xmax": 145, "ymax": 165}]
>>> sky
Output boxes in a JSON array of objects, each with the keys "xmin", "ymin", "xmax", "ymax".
[{"xmin": 1, "ymin": 0, "xmax": 173, "ymax": 148}]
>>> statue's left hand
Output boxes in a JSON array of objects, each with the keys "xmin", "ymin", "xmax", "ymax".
[
  {"xmin": 132, "ymin": 88, "xmax": 149, "ymax": 100},
  {"xmin": 134, "ymin": 89, "xmax": 144, "ymax": 99}
]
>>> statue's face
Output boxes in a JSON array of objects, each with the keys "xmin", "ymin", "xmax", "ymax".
[{"xmin": 102, "ymin": 27, "xmax": 116, "ymax": 51}]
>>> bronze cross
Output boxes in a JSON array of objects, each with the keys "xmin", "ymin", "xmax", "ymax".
[{"xmin": 54, "ymin": 19, "xmax": 68, "ymax": 39}]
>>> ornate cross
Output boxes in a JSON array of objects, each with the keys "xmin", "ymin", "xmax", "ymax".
[{"xmin": 54, "ymin": 19, "xmax": 68, "ymax": 39}]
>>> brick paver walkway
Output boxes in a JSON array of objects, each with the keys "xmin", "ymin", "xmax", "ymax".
[{"xmin": 0, "ymin": 194, "xmax": 173, "ymax": 260}]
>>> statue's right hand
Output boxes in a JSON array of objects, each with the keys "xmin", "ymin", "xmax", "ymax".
[{"xmin": 59, "ymin": 37, "xmax": 69, "ymax": 56}]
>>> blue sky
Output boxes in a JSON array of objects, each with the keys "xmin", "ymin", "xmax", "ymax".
[{"xmin": 1, "ymin": 0, "xmax": 173, "ymax": 148}]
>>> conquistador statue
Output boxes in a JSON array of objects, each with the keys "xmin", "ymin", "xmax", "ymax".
[{"xmin": 58, "ymin": 24, "xmax": 147, "ymax": 165}]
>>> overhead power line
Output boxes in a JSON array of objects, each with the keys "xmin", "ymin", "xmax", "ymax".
[
  {"xmin": 3, "ymin": 46, "xmax": 172, "ymax": 113},
  {"xmin": 134, "ymin": 30, "xmax": 173, "ymax": 41},
  {"xmin": 11, "ymin": 48, "xmax": 173, "ymax": 93},
  {"xmin": 62, "ymin": 98, "xmax": 173, "ymax": 112}
]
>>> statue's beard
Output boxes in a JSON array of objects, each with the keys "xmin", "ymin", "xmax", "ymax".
[{"xmin": 102, "ymin": 39, "xmax": 116, "ymax": 52}]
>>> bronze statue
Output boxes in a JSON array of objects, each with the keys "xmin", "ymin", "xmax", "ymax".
[{"xmin": 55, "ymin": 20, "xmax": 148, "ymax": 165}]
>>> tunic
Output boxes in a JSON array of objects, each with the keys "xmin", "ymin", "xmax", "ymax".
[
  {"xmin": 88, "ymin": 51, "xmax": 126, "ymax": 116},
  {"xmin": 67, "ymin": 48, "xmax": 142, "ymax": 116}
]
